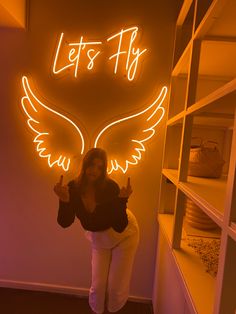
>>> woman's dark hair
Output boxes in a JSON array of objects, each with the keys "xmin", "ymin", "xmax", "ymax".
[{"xmin": 76, "ymin": 148, "xmax": 108, "ymax": 194}]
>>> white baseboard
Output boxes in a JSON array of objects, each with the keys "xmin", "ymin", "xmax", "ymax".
[
  {"xmin": 129, "ymin": 295, "xmax": 152, "ymax": 303},
  {"xmin": 0, "ymin": 279, "xmax": 89, "ymax": 297},
  {"xmin": 0, "ymin": 279, "xmax": 152, "ymax": 304}
]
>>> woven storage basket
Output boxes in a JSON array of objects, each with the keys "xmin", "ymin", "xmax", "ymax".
[
  {"xmin": 188, "ymin": 140, "xmax": 224, "ymax": 178},
  {"xmin": 185, "ymin": 198, "xmax": 218, "ymax": 230}
]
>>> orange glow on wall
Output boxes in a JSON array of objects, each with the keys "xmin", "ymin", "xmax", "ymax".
[{"xmin": 52, "ymin": 26, "xmax": 147, "ymax": 81}]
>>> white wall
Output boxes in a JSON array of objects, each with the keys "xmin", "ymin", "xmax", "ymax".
[{"xmin": 0, "ymin": 0, "xmax": 178, "ymax": 300}]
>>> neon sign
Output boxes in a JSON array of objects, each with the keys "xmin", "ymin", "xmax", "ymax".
[
  {"xmin": 53, "ymin": 33, "xmax": 102, "ymax": 76},
  {"xmin": 94, "ymin": 86, "xmax": 167, "ymax": 173},
  {"xmin": 52, "ymin": 26, "xmax": 147, "ymax": 81},
  {"xmin": 21, "ymin": 76, "xmax": 85, "ymax": 171},
  {"xmin": 107, "ymin": 27, "xmax": 147, "ymax": 81},
  {"xmin": 21, "ymin": 76, "xmax": 167, "ymax": 173}
]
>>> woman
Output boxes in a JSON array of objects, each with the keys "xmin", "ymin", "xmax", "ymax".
[{"xmin": 54, "ymin": 148, "xmax": 139, "ymax": 314}]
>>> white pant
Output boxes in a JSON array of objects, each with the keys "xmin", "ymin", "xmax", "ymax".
[{"xmin": 85, "ymin": 209, "xmax": 139, "ymax": 314}]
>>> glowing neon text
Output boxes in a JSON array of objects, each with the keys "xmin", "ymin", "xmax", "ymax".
[
  {"xmin": 53, "ymin": 33, "xmax": 102, "ymax": 77},
  {"xmin": 107, "ymin": 27, "xmax": 147, "ymax": 81},
  {"xmin": 52, "ymin": 26, "xmax": 147, "ymax": 81}
]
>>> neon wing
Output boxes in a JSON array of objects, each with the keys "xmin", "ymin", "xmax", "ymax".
[
  {"xmin": 94, "ymin": 86, "xmax": 167, "ymax": 173},
  {"xmin": 21, "ymin": 76, "xmax": 85, "ymax": 171}
]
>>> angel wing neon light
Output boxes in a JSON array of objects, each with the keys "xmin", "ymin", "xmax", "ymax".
[
  {"xmin": 20, "ymin": 75, "xmax": 167, "ymax": 173},
  {"xmin": 21, "ymin": 76, "xmax": 85, "ymax": 171},
  {"xmin": 94, "ymin": 86, "xmax": 167, "ymax": 173}
]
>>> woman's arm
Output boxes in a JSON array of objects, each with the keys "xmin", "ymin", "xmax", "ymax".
[
  {"xmin": 57, "ymin": 199, "xmax": 75, "ymax": 228},
  {"xmin": 55, "ymin": 179, "xmax": 76, "ymax": 228}
]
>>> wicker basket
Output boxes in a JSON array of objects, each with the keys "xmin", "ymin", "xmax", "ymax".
[
  {"xmin": 185, "ymin": 198, "xmax": 218, "ymax": 230},
  {"xmin": 188, "ymin": 140, "xmax": 224, "ymax": 178}
]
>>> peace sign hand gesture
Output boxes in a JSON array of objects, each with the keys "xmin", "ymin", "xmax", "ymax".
[
  {"xmin": 53, "ymin": 175, "xmax": 70, "ymax": 202},
  {"xmin": 119, "ymin": 177, "xmax": 133, "ymax": 198}
]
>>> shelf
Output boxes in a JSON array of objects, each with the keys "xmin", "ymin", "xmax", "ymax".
[
  {"xmin": 199, "ymin": 40, "xmax": 236, "ymax": 78},
  {"xmin": 230, "ymin": 222, "xmax": 236, "ymax": 231},
  {"xmin": 228, "ymin": 222, "xmax": 236, "ymax": 242},
  {"xmin": 162, "ymin": 168, "xmax": 179, "ymax": 186},
  {"xmin": 217, "ymin": 236, "xmax": 236, "ymax": 313},
  {"xmin": 174, "ymin": 0, "xmax": 236, "ymax": 76},
  {"xmin": 194, "ymin": 0, "xmax": 236, "ymax": 39},
  {"xmin": 203, "ymin": 0, "xmax": 236, "ymax": 38},
  {"xmin": 173, "ymin": 0, "xmax": 195, "ymax": 68},
  {"xmin": 193, "ymin": 114, "xmax": 234, "ymax": 129},
  {"xmin": 158, "ymin": 213, "xmax": 174, "ymax": 243},
  {"xmin": 194, "ymin": 38, "xmax": 236, "ymax": 101},
  {"xmin": 162, "ymin": 169, "xmax": 226, "ymax": 227},
  {"xmin": 155, "ymin": 1, "xmax": 236, "ymax": 312},
  {"xmin": 163, "ymin": 124, "xmax": 183, "ymax": 169},
  {"xmin": 158, "ymin": 213, "xmax": 216, "ymax": 314},
  {"xmin": 194, "ymin": 0, "xmax": 214, "ymax": 32},
  {"xmin": 167, "ymin": 111, "xmax": 185, "ymax": 126},
  {"xmin": 176, "ymin": 0, "xmax": 194, "ymax": 27},
  {"xmin": 159, "ymin": 173, "xmax": 177, "ymax": 214},
  {"xmin": 168, "ymin": 76, "xmax": 188, "ymax": 118},
  {"xmin": 179, "ymin": 176, "xmax": 226, "ymax": 226},
  {"xmin": 172, "ymin": 41, "xmax": 192, "ymax": 76},
  {"xmin": 186, "ymin": 77, "xmax": 236, "ymax": 115}
]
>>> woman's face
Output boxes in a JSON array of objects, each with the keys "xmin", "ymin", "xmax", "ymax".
[{"xmin": 85, "ymin": 158, "xmax": 104, "ymax": 183}]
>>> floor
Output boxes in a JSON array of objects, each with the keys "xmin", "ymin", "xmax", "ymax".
[{"xmin": 0, "ymin": 288, "xmax": 153, "ymax": 314}]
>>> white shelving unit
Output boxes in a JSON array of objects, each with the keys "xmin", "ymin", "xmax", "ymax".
[{"xmin": 153, "ymin": 1, "xmax": 236, "ymax": 313}]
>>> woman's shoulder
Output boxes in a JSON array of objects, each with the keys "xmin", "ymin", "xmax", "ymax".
[{"xmin": 106, "ymin": 177, "xmax": 119, "ymax": 188}]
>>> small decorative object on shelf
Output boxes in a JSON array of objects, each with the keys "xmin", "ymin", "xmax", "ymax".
[
  {"xmin": 185, "ymin": 198, "xmax": 218, "ymax": 230},
  {"xmin": 186, "ymin": 237, "xmax": 220, "ymax": 277},
  {"xmin": 188, "ymin": 139, "xmax": 225, "ymax": 178}
]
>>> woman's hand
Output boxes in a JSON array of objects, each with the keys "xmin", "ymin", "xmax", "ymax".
[
  {"xmin": 119, "ymin": 177, "xmax": 132, "ymax": 198},
  {"xmin": 53, "ymin": 175, "xmax": 70, "ymax": 202}
]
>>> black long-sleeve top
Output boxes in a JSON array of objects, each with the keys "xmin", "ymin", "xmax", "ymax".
[{"xmin": 57, "ymin": 178, "xmax": 128, "ymax": 233}]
